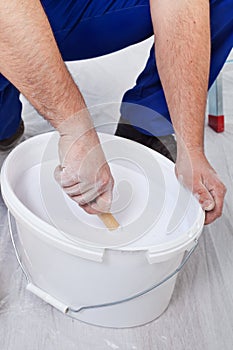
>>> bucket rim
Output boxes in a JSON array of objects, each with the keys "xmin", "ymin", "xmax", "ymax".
[{"xmin": 1, "ymin": 132, "xmax": 205, "ymax": 259}]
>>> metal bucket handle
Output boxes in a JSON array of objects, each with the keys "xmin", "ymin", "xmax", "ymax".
[{"xmin": 8, "ymin": 210, "xmax": 199, "ymax": 314}]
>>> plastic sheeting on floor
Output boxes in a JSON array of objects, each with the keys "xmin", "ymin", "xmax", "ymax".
[{"xmin": 1, "ymin": 39, "xmax": 233, "ymax": 350}]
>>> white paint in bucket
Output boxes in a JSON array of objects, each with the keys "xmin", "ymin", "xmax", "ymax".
[{"xmin": 1, "ymin": 132, "xmax": 204, "ymax": 328}]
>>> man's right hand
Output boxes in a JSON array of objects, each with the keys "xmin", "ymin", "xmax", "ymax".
[
  {"xmin": 54, "ymin": 113, "xmax": 114, "ymax": 215},
  {"xmin": 175, "ymin": 150, "xmax": 226, "ymax": 225}
]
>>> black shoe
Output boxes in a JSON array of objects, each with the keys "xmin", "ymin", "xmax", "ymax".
[
  {"xmin": 0, "ymin": 120, "xmax": 24, "ymax": 151},
  {"xmin": 115, "ymin": 118, "xmax": 177, "ymax": 162}
]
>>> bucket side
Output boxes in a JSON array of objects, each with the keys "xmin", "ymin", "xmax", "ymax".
[{"xmin": 15, "ymin": 219, "xmax": 184, "ymax": 327}]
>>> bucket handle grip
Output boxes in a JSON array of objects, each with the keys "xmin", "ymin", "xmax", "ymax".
[{"xmin": 8, "ymin": 210, "xmax": 199, "ymax": 314}]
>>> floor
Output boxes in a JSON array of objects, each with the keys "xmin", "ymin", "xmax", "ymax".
[{"xmin": 0, "ymin": 39, "xmax": 233, "ymax": 350}]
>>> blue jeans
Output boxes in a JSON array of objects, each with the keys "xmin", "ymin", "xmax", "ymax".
[{"xmin": 0, "ymin": 0, "xmax": 233, "ymax": 139}]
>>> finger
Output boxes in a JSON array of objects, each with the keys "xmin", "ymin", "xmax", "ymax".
[
  {"xmin": 54, "ymin": 165, "xmax": 79, "ymax": 187},
  {"xmin": 72, "ymin": 187, "xmax": 100, "ymax": 206},
  {"xmin": 193, "ymin": 182, "xmax": 216, "ymax": 212},
  {"xmin": 193, "ymin": 180, "xmax": 223, "ymax": 225},
  {"xmin": 63, "ymin": 182, "xmax": 92, "ymax": 196},
  {"xmin": 79, "ymin": 189, "xmax": 113, "ymax": 215},
  {"xmin": 89, "ymin": 189, "xmax": 113, "ymax": 213},
  {"xmin": 205, "ymin": 203, "xmax": 223, "ymax": 225},
  {"xmin": 72, "ymin": 181, "xmax": 112, "ymax": 207},
  {"xmin": 73, "ymin": 171, "xmax": 113, "ymax": 206},
  {"xmin": 204, "ymin": 184, "xmax": 226, "ymax": 225},
  {"xmin": 79, "ymin": 203, "xmax": 100, "ymax": 215},
  {"xmin": 54, "ymin": 165, "xmax": 62, "ymax": 184},
  {"xmin": 61, "ymin": 167, "xmax": 79, "ymax": 187}
]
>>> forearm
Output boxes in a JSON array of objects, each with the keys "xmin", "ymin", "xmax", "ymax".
[
  {"xmin": 0, "ymin": 0, "xmax": 87, "ymax": 129},
  {"xmin": 0, "ymin": 1, "xmax": 113, "ymax": 215},
  {"xmin": 150, "ymin": 0, "xmax": 210, "ymax": 154}
]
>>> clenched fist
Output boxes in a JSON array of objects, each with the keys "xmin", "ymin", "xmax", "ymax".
[
  {"xmin": 175, "ymin": 149, "xmax": 226, "ymax": 225},
  {"xmin": 54, "ymin": 112, "xmax": 114, "ymax": 214}
]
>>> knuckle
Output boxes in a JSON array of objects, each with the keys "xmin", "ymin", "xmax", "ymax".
[
  {"xmin": 98, "ymin": 174, "xmax": 111, "ymax": 192},
  {"xmin": 54, "ymin": 166, "xmax": 62, "ymax": 183},
  {"xmin": 54, "ymin": 173, "xmax": 61, "ymax": 184},
  {"xmin": 197, "ymin": 189, "xmax": 206, "ymax": 197},
  {"xmin": 194, "ymin": 187, "xmax": 208, "ymax": 199},
  {"xmin": 60, "ymin": 173, "xmax": 71, "ymax": 187}
]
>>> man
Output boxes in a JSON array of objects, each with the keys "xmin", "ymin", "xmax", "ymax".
[{"xmin": 0, "ymin": 0, "xmax": 232, "ymax": 223}]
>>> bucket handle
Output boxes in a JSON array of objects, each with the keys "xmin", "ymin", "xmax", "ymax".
[
  {"xmin": 8, "ymin": 210, "xmax": 30, "ymax": 282},
  {"xmin": 68, "ymin": 239, "xmax": 198, "ymax": 314},
  {"xmin": 8, "ymin": 210, "xmax": 199, "ymax": 314}
]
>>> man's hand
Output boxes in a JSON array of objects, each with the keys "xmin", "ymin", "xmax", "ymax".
[
  {"xmin": 175, "ymin": 150, "xmax": 226, "ymax": 224},
  {"xmin": 54, "ymin": 113, "xmax": 114, "ymax": 214},
  {"xmin": 149, "ymin": 1, "xmax": 226, "ymax": 223}
]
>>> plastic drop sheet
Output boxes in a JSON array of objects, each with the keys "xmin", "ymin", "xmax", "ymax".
[{"xmin": 1, "ymin": 40, "xmax": 233, "ymax": 349}]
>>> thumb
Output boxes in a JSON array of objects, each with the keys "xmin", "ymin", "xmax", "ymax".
[{"xmin": 194, "ymin": 182, "xmax": 215, "ymax": 212}]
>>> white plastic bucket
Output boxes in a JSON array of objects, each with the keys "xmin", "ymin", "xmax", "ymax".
[{"xmin": 1, "ymin": 132, "xmax": 204, "ymax": 328}]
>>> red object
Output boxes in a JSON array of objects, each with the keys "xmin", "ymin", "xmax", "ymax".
[{"xmin": 208, "ymin": 114, "xmax": 225, "ymax": 133}]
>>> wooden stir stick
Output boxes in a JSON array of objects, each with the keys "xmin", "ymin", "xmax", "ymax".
[{"xmin": 98, "ymin": 213, "xmax": 120, "ymax": 231}]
